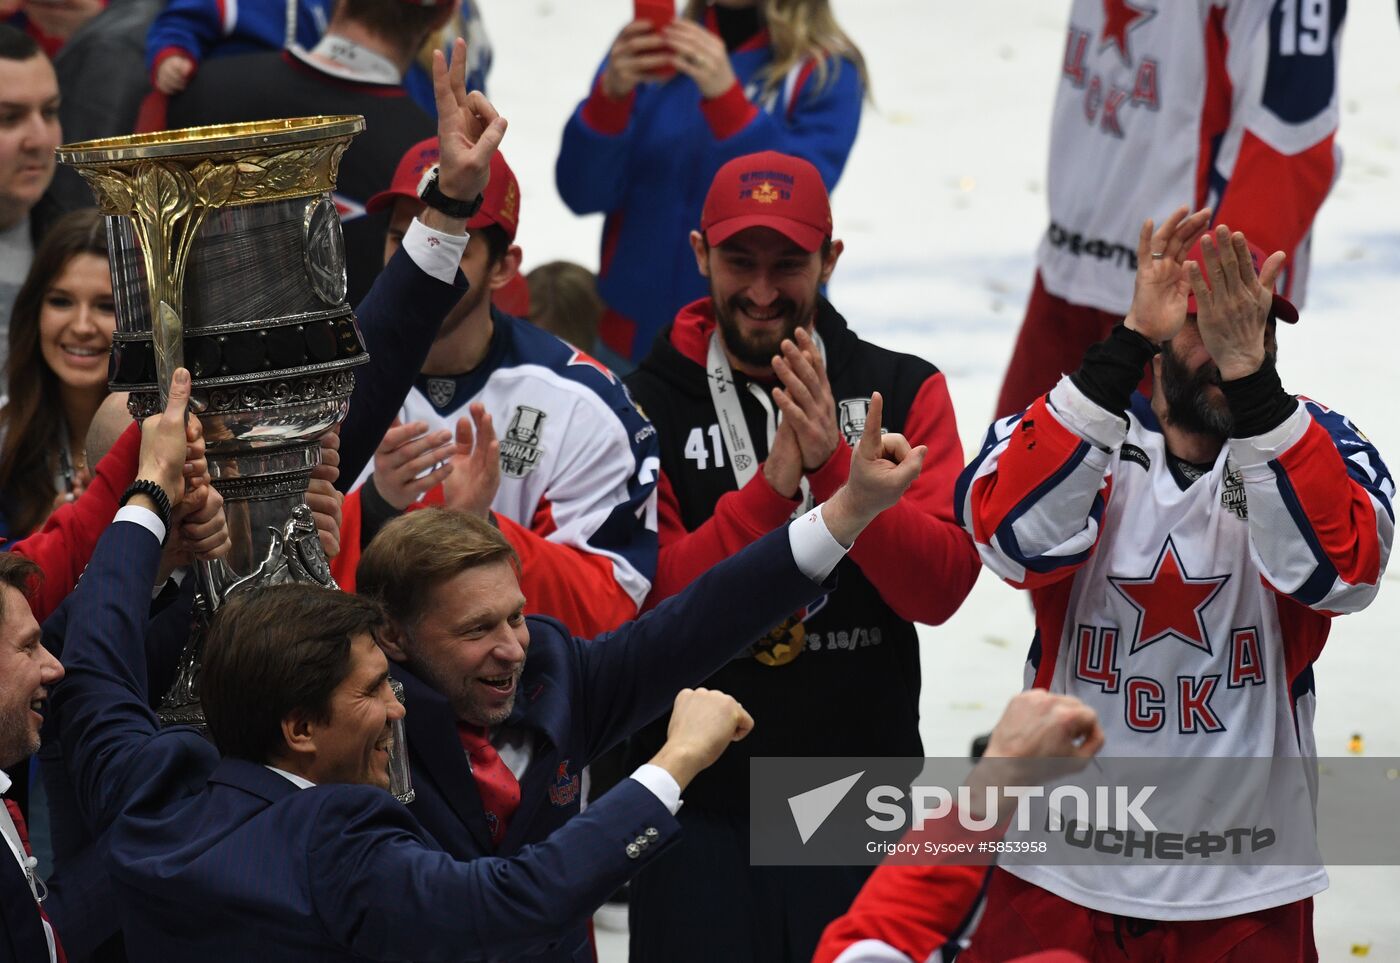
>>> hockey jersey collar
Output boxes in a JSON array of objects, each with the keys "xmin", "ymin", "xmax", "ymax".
[{"xmin": 413, "ymin": 306, "xmax": 516, "ymax": 415}]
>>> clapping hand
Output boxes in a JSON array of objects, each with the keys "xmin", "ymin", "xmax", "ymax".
[
  {"xmin": 1185, "ymin": 225, "xmax": 1285, "ymax": 381},
  {"xmin": 441, "ymin": 403, "xmax": 501, "ymax": 519},
  {"xmin": 371, "ymin": 420, "xmax": 454, "ymax": 511},
  {"xmin": 1123, "ymin": 206, "xmax": 1213, "ymax": 343},
  {"xmin": 771, "ymin": 327, "xmax": 839, "ymax": 472}
]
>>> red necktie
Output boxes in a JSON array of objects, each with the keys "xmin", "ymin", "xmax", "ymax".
[
  {"xmin": 456, "ymin": 725, "xmax": 520, "ymax": 847},
  {"xmin": 4, "ymin": 798, "xmax": 67, "ymax": 963}
]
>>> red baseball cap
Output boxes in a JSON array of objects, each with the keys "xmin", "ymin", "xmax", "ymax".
[
  {"xmin": 1184, "ymin": 235, "xmax": 1298, "ymax": 324},
  {"xmin": 366, "ymin": 138, "xmax": 520, "ymax": 241},
  {"xmin": 700, "ymin": 150, "xmax": 832, "ymax": 252}
]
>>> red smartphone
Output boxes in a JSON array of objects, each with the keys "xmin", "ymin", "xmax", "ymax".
[
  {"xmin": 633, "ymin": 0, "xmax": 676, "ymax": 80},
  {"xmin": 633, "ymin": 0, "xmax": 674, "ymax": 30}
]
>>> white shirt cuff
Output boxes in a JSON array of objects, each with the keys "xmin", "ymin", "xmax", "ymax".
[
  {"xmin": 115, "ymin": 505, "xmax": 166, "ymax": 545},
  {"xmin": 630, "ymin": 764, "xmax": 683, "ymax": 815},
  {"xmin": 402, "ymin": 217, "xmax": 470, "ymax": 285},
  {"xmin": 152, "ymin": 565, "xmax": 188, "ymax": 599},
  {"xmin": 787, "ymin": 502, "xmax": 848, "ymax": 582}
]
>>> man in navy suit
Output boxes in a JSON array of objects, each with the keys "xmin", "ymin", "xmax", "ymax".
[
  {"xmin": 52, "ymin": 351, "xmax": 924, "ymax": 963},
  {"xmin": 0, "ymin": 419, "xmax": 226, "ymax": 963},
  {"xmin": 348, "ymin": 387, "xmax": 919, "ymax": 961},
  {"xmin": 0, "ymin": 552, "xmax": 65, "ymax": 963}
]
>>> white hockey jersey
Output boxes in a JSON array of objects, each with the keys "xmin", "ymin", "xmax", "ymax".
[
  {"xmin": 347, "ymin": 313, "xmax": 659, "ymax": 615},
  {"xmin": 1041, "ymin": 0, "xmax": 1343, "ymax": 315},
  {"xmin": 958, "ymin": 377, "xmax": 1393, "ymax": 919}
]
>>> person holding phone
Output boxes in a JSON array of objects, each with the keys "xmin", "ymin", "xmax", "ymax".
[{"xmin": 556, "ymin": 0, "xmax": 867, "ymax": 368}]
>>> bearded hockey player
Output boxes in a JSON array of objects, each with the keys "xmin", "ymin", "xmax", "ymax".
[{"xmin": 957, "ymin": 208, "xmax": 1392, "ymax": 961}]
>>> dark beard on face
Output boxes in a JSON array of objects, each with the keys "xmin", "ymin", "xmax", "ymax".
[
  {"xmin": 712, "ymin": 287, "xmax": 808, "ymax": 370},
  {"xmin": 1159, "ymin": 346, "xmax": 1278, "ymax": 439},
  {"xmin": 1159, "ymin": 345, "xmax": 1233, "ymax": 438},
  {"xmin": 436, "ymin": 282, "xmax": 488, "ymax": 345},
  {"xmin": 0, "ymin": 703, "xmax": 38, "ymax": 770}
]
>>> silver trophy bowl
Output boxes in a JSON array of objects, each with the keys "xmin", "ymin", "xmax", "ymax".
[{"xmin": 58, "ymin": 116, "xmax": 415, "ymax": 803}]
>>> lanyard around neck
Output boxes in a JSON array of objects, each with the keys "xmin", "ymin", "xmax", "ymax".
[
  {"xmin": 704, "ymin": 327, "xmax": 825, "ymax": 509},
  {"xmin": 0, "ymin": 802, "xmax": 46, "ymax": 906}
]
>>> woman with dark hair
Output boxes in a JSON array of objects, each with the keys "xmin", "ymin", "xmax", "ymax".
[
  {"xmin": 0, "ymin": 207, "xmax": 114, "ymax": 539},
  {"xmin": 557, "ymin": 0, "xmax": 868, "ymax": 366}
]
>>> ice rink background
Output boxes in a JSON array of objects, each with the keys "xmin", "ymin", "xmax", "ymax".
[{"xmin": 484, "ymin": 2, "xmax": 1400, "ymax": 958}]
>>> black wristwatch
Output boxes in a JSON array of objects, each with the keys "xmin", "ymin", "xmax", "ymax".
[
  {"xmin": 417, "ymin": 165, "xmax": 483, "ymax": 219},
  {"xmin": 121, "ymin": 479, "xmax": 172, "ymax": 543}
]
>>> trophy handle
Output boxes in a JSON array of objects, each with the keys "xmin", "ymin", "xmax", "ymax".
[{"xmin": 154, "ymin": 299, "xmax": 185, "ymax": 408}]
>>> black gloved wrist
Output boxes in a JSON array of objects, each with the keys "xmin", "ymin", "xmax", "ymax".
[
  {"xmin": 1220, "ymin": 359, "xmax": 1297, "ymax": 438},
  {"xmin": 1069, "ymin": 324, "xmax": 1159, "ymax": 417}
]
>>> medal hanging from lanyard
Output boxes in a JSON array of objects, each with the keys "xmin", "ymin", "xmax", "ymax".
[{"xmin": 705, "ymin": 329, "xmax": 826, "ymax": 666}]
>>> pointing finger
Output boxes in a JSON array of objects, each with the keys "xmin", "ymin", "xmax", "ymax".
[{"xmin": 857, "ymin": 392, "xmax": 885, "ymax": 459}]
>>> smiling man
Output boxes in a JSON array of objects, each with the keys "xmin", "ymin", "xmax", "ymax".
[
  {"xmin": 620, "ymin": 150, "xmax": 981, "ymax": 962},
  {"xmin": 56, "ymin": 339, "xmax": 926, "ymax": 961},
  {"xmin": 0, "ymin": 553, "xmax": 64, "ymax": 963},
  {"xmin": 353, "ymin": 367, "xmax": 928, "ymax": 962},
  {"xmin": 0, "ymin": 25, "xmax": 63, "ymax": 377}
]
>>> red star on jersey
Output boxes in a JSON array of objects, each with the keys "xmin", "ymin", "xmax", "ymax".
[
  {"xmin": 1109, "ymin": 537, "xmax": 1229, "ymax": 655},
  {"xmin": 567, "ymin": 348, "xmax": 617, "ymax": 383},
  {"xmin": 1100, "ymin": 0, "xmax": 1155, "ymax": 65}
]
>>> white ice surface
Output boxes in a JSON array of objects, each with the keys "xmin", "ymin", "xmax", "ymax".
[{"xmin": 484, "ymin": 2, "xmax": 1400, "ymax": 959}]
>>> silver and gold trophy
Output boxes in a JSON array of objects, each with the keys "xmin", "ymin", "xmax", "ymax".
[{"xmin": 58, "ymin": 117, "xmax": 415, "ymax": 802}]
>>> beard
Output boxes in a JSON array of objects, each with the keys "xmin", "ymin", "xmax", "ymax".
[
  {"xmin": 711, "ymin": 283, "xmax": 816, "ymax": 370},
  {"xmin": 439, "ymin": 283, "xmax": 488, "ymax": 344},
  {"xmin": 404, "ymin": 649, "xmax": 522, "ymax": 728},
  {"xmin": 0, "ymin": 700, "xmax": 39, "ymax": 770},
  {"xmin": 1159, "ymin": 345, "xmax": 1278, "ymax": 438}
]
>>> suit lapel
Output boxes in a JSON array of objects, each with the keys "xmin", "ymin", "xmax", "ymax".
[
  {"xmin": 503, "ymin": 737, "xmax": 556, "ymax": 853},
  {"xmin": 500, "ymin": 642, "xmax": 570, "ymax": 853},
  {"xmin": 394, "ymin": 666, "xmax": 495, "ymax": 853}
]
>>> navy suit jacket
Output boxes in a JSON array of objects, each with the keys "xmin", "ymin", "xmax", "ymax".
[
  {"xmin": 10, "ymin": 243, "xmax": 463, "ymax": 961},
  {"xmin": 398, "ymin": 525, "xmax": 831, "ymax": 962},
  {"xmin": 51, "ymin": 520, "xmax": 685, "ymax": 962}
]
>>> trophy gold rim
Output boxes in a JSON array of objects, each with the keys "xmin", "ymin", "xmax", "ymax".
[{"xmin": 55, "ymin": 115, "xmax": 367, "ymax": 166}]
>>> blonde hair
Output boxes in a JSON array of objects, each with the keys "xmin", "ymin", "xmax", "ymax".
[
  {"xmin": 682, "ymin": 0, "xmax": 870, "ymax": 102},
  {"xmin": 357, "ymin": 508, "xmax": 519, "ymax": 628}
]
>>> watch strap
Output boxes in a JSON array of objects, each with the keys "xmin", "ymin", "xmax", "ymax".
[
  {"xmin": 120, "ymin": 479, "xmax": 173, "ymax": 543},
  {"xmin": 418, "ymin": 165, "xmax": 483, "ymax": 219}
]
